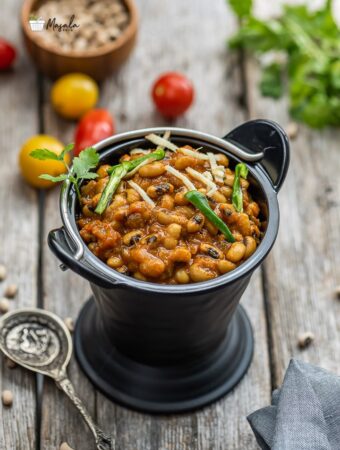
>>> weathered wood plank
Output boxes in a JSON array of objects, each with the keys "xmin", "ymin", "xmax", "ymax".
[
  {"xmin": 39, "ymin": 111, "xmax": 95, "ymax": 449},
  {"xmin": 0, "ymin": 1, "xmax": 39, "ymax": 449},
  {"xmin": 97, "ymin": 1, "xmax": 271, "ymax": 449},
  {"xmin": 246, "ymin": 0, "xmax": 340, "ymax": 385}
]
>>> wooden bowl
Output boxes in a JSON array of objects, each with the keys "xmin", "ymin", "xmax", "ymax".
[{"xmin": 21, "ymin": 0, "xmax": 138, "ymax": 81}]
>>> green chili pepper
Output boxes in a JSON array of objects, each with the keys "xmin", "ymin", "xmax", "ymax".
[
  {"xmin": 232, "ymin": 163, "xmax": 248, "ymax": 213},
  {"xmin": 95, "ymin": 148, "xmax": 165, "ymax": 215},
  {"xmin": 184, "ymin": 190, "xmax": 235, "ymax": 243}
]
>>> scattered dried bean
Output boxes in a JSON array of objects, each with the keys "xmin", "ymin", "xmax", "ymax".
[
  {"xmin": 4, "ymin": 284, "xmax": 18, "ymax": 299},
  {"xmin": 0, "ymin": 299, "xmax": 9, "ymax": 314},
  {"xmin": 64, "ymin": 317, "xmax": 75, "ymax": 333},
  {"xmin": 2, "ymin": 390, "xmax": 13, "ymax": 407},
  {"xmin": 298, "ymin": 331, "xmax": 315, "ymax": 349}
]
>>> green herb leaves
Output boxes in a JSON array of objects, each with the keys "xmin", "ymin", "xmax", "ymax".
[
  {"xmin": 30, "ymin": 144, "xmax": 99, "ymax": 200},
  {"xmin": 260, "ymin": 63, "xmax": 283, "ymax": 99},
  {"xmin": 227, "ymin": 0, "xmax": 340, "ymax": 128},
  {"xmin": 228, "ymin": 0, "xmax": 252, "ymax": 18},
  {"xmin": 232, "ymin": 163, "xmax": 248, "ymax": 213}
]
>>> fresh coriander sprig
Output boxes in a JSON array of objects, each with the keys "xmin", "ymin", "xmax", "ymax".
[
  {"xmin": 30, "ymin": 144, "xmax": 100, "ymax": 200},
  {"xmin": 227, "ymin": 0, "xmax": 340, "ymax": 128}
]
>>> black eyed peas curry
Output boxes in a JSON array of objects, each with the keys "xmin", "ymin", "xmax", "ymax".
[{"xmin": 77, "ymin": 133, "xmax": 263, "ymax": 284}]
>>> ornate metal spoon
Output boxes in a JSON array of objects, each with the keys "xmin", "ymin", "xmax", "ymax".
[{"xmin": 0, "ymin": 308, "xmax": 114, "ymax": 450}]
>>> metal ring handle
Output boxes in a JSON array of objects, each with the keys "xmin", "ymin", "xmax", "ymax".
[
  {"xmin": 224, "ymin": 119, "xmax": 290, "ymax": 192},
  {"xmin": 93, "ymin": 127, "xmax": 265, "ymax": 162}
]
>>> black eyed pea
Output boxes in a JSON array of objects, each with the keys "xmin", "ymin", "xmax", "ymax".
[
  {"xmin": 243, "ymin": 236, "xmax": 257, "ymax": 259},
  {"xmin": 2, "ymin": 390, "xmax": 13, "ymax": 407},
  {"xmin": 163, "ymin": 237, "xmax": 178, "ymax": 250},
  {"xmin": 175, "ymin": 268, "xmax": 190, "ymax": 284},
  {"xmin": 189, "ymin": 264, "xmax": 216, "ymax": 282},
  {"xmin": 226, "ymin": 242, "xmax": 246, "ymax": 263},
  {"xmin": 140, "ymin": 234, "xmax": 159, "ymax": 248},
  {"xmin": 60, "ymin": 443, "xmax": 74, "ymax": 450},
  {"xmin": 167, "ymin": 223, "xmax": 182, "ymax": 239},
  {"xmin": 95, "ymin": 177, "xmax": 108, "ymax": 194},
  {"xmin": 159, "ymin": 194, "xmax": 175, "ymax": 210},
  {"xmin": 139, "ymin": 162, "xmax": 165, "ymax": 178},
  {"xmin": 217, "ymin": 260, "xmax": 236, "ymax": 274},
  {"xmin": 211, "ymin": 191, "xmax": 227, "ymax": 203},
  {"xmin": 220, "ymin": 186, "xmax": 233, "ymax": 198},
  {"xmin": 174, "ymin": 190, "xmax": 189, "ymax": 206},
  {"xmin": 107, "ymin": 256, "xmax": 124, "ymax": 268},
  {"xmin": 176, "ymin": 206, "xmax": 195, "ymax": 218},
  {"xmin": 200, "ymin": 243, "xmax": 224, "ymax": 259},
  {"xmin": 126, "ymin": 188, "xmax": 141, "ymax": 204},
  {"xmin": 187, "ymin": 213, "xmax": 205, "ymax": 233},
  {"xmin": 133, "ymin": 272, "xmax": 147, "ymax": 281},
  {"xmin": 156, "ymin": 209, "xmax": 187, "ymax": 226},
  {"xmin": 205, "ymin": 220, "xmax": 218, "ymax": 236},
  {"xmin": 169, "ymin": 248, "xmax": 192, "ymax": 263},
  {"xmin": 147, "ymin": 182, "xmax": 174, "ymax": 199},
  {"xmin": 122, "ymin": 230, "xmax": 142, "ymax": 246},
  {"xmin": 96, "ymin": 164, "xmax": 111, "ymax": 178},
  {"xmin": 216, "ymin": 154, "xmax": 229, "ymax": 167},
  {"xmin": 224, "ymin": 173, "xmax": 235, "ymax": 187},
  {"xmin": 4, "ymin": 284, "xmax": 18, "ymax": 299},
  {"xmin": 241, "ymin": 178, "xmax": 249, "ymax": 189}
]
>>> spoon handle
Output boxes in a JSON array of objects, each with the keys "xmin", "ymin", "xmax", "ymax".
[{"xmin": 56, "ymin": 376, "xmax": 114, "ymax": 450}]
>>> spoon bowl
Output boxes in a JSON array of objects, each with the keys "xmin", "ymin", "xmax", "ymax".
[
  {"xmin": 0, "ymin": 308, "xmax": 114, "ymax": 450},
  {"xmin": 0, "ymin": 308, "xmax": 72, "ymax": 378}
]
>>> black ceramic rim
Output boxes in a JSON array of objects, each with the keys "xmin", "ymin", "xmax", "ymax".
[
  {"xmin": 74, "ymin": 298, "xmax": 254, "ymax": 414},
  {"xmin": 59, "ymin": 126, "xmax": 280, "ymax": 294}
]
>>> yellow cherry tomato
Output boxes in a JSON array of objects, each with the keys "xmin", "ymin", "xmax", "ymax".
[
  {"xmin": 19, "ymin": 135, "xmax": 70, "ymax": 189},
  {"xmin": 51, "ymin": 73, "xmax": 99, "ymax": 120}
]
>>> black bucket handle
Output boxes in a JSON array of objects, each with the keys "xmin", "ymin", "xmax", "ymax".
[
  {"xmin": 224, "ymin": 119, "xmax": 290, "ymax": 192},
  {"xmin": 48, "ymin": 227, "xmax": 114, "ymax": 288}
]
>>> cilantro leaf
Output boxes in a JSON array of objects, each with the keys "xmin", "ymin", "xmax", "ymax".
[
  {"xmin": 227, "ymin": 0, "xmax": 340, "ymax": 128},
  {"xmin": 30, "ymin": 144, "xmax": 101, "ymax": 200},
  {"xmin": 72, "ymin": 147, "xmax": 100, "ymax": 179},
  {"xmin": 39, "ymin": 174, "xmax": 68, "ymax": 182},
  {"xmin": 227, "ymin": 0, "xmax": 252, "ymax": 18},
  {"xmin": 59, "ymin": 143, "xmax": 74, "ymax": 161},
  {"xmin": 260, "ymin": 63, "xmax": 284, "ymax": 99},
  {"xmin": 30, "ymin": 149, "xmax": 61, "ymax": 161}
]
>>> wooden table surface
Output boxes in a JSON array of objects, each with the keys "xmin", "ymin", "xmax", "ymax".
[{"xmin": 1, "ymin": 0, "xmax": 340, "ymax": 448}]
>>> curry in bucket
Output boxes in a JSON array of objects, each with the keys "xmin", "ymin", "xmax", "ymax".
[{"xmin": 77, "ymin": 133, "xmax": 263, "ymax": 284}]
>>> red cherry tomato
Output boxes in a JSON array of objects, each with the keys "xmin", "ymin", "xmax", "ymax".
[
  {"xmin": 152, "ymin": 72, "xmax": 194, "ymax": 118},
  {"xmin": 74, "ymin": 109, "xmax": 115, "ymax": 156},
  {"xmin": 0, "ymin": 38, "xmax": 16, "ymax": 70}
]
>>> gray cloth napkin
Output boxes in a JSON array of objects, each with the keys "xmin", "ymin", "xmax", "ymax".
[{"xmin": 247, "ymin": 359, "xmax": 340, "ymax": 450}]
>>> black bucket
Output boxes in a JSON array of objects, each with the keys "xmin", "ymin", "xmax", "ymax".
[{"xmin": 48, "ymin": 120, "xmax": 290, "ymax": 413}]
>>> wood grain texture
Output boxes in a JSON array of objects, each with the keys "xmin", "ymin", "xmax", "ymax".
[
  {"xmin": 39, "ymin": 111, "xmax": 95, "ymax": 450},
  {"xmin": 246, "ymin": 0, "xmax": 340, "ymax": 385},
  {"xmin": 0, "ymin": 1, "xmax": 39, "ymax": 449}
]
